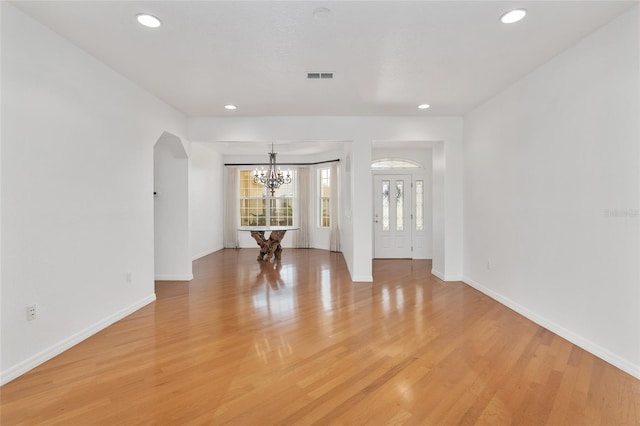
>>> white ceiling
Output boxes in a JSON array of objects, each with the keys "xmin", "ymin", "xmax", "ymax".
[
  {"xmin": 14, "ymin": 1, "xmax": 637, "ymax": 118},
  {"xmin": 214, "ymin": 140, "xmax": 348, "ymax": 156}
]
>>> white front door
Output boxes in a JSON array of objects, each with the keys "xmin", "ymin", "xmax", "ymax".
[{"xmin": 373, "ymin": 174, "xmax": 412, "ymax": 258}]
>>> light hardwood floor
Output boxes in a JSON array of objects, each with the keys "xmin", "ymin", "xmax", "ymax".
[{"xmin": 1, "ymin": 249, "xmax": 639, "ymax": 425}]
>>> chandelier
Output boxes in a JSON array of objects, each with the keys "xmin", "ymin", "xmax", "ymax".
[{"xmin": 253, "ymin": 143, "xmax": 292, "ymax": 196}]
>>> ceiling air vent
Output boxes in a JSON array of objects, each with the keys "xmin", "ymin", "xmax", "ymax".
[{"xmin": 307, "ymin": 72, "xmax": 333, "ymax": 79}]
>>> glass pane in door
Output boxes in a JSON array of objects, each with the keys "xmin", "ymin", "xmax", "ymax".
[
  {"xmin": 415, "ymin": 180, "xmax": 423, "ymax": 231},
  {"xmin": 396, "ymin": 180, "xmax": 404, "ymax": 231},
  {"xmin": 382, "ymin": 180, "xmax": 390, "ymax": 231}
]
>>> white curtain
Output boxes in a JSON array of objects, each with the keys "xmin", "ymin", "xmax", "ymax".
[
  {"xmin": 223, "ymin": 166, "xmax": 239, "ymax": 248},
  {"xmin": 329, "ymin": 162, "xmax": 341, "ymax": 252},
  {"xmin": 295, "ymin": 167, "xmax": 310, "ymax": 248}
]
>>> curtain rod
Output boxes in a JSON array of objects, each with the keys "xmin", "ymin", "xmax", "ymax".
[{"xmin": 224, "ymin": 159, "xmax": 340, "ymax": 166}]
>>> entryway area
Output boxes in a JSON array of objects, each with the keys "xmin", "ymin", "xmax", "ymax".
[
  {"xmin": 373, "ymin": 174, "xmax": 412, "ymax": 258},
  {"xmin": 372, "ymin": 147, "xmax": 433, "ymax": 260}
]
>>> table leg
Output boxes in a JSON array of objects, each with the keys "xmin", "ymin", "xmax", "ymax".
[
  {"xmin": 250, "ymin": 231, "xmax": 267, "ymax": 261},
  {"xmin": 264, "ymin": 230, "xmax": 286, "ymax": 262},
  {"xmin": 249, "ymin": 230, "xmax": 288, "ymax": 261}
]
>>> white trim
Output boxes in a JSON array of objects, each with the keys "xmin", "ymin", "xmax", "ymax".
[
  {"xmin": 431, "ymin": 269, "xmax": 462, "ymax": 282},
  {"xmin": 191, "ymin": 248, "xmax": 221, "ymax": 261},
  {"xmin": 371, "ymin": 158, "xmax": 423, "ymax": 169},
  {"xmin": 0, "ymin": 294, "xmax": 157, "ymax": 385},
  {"xmin": 351, "ymin": 275, "xmax": 374, "ymax": 282},
  {"xmin": 155, "ymin": 274, "xmax": 193, "ymax": 281},
  {"xmin": 463, "ymin": 276, "xmax": 640, "ymax": 380},
  {"xmin": 431, "ymin": 268, "xmax": 445, "ymax": 281}
]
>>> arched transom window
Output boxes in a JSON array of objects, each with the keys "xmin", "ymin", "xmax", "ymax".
[{"xmin": 371, "ymin": 158, "xmax": 422, "ymax": 169}]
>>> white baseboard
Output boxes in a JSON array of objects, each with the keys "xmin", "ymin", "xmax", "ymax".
[
  {"xmin": 192, "ymin": 250, "xmax": 213, "ymax": 261},
  {"xmin": 0, "ymin": 294, "xmax": 156, "ymax": 386},
  {"xmin": 351, "ymin": 275, "xmax": 374, "ymax": 282},
  {"xmin": 154, "ymin": 274, "xmax": 193, "ymax": 281},
  {"xmin": 191, "ymin": 247, "xmax": 222, "ymax": 261},
  {"xmin": 463, "ymin": 276, "xmax": 640, "ymax": 380},
  {"xmin": 431, "ymin": 268, "xmax": 445, "ymax": 281},
  {"xmin": 431, "ymin": 269, "xmax": 463, "ymax": 282}
]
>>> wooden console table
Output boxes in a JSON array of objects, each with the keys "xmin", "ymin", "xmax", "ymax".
[{"xmin": 239, "ymin": 226, "xmax": 299, "ymax": 262}]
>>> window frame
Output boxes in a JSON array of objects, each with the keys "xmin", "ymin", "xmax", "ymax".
[
  {"xmin": 238, "ymin": 169, "xmax": 296, "ymax": 228},
  {"xmin": 317, "ymin": 167, "xmax": 331, "ymax": 228}
]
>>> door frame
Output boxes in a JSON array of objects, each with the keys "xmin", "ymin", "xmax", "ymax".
[
  {"xmin": 373, "ymin": 173, "xmax": 413, "ymax": 258},
  {"xmin": 372, "ymin": 168, "xmax": 430, "ymax": 260}
]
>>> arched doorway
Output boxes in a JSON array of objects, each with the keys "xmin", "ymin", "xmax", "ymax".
[{"xmin": 153, "ymin": 132, "xmax": 192, "ymax": 280}]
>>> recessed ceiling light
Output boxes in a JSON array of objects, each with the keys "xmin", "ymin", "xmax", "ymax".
[
  {"xmin": 224, "ymin": 104, "xmax": 237, "ymax": 110},
  {"xmin": 136, "ymin": 13, "xmax": 161, "ymax": 28},
  {"xmin": 418, "ymin": 104, "xmax": 430, "ymax": 110},
  {"xmin": 500, "ymin": 9, "xmax": 527, "ymax": 24}
]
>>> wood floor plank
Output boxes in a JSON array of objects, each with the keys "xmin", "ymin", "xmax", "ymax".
[{"xmin": 1, "ymin": 249, "xmax": 639, "ymax": 425}]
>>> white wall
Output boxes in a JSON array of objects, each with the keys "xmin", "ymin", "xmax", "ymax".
[
  {"xmin": 188, "ymin": 116, "xmax": 463, "ymax": 282},
  {"xmin": 1, "ymin": 4, "xmax": 188, "ymax": 384},
  {"xmin": 432, "ymin": 142, "xmax": 445, "ymax": 277},
  {"xmin": 341, "ymin": 143, "xmax": 354, "ymax": 274},
  {"xmin": 189, "ymin": 143, "xmax": 224, "ymax": 260},
  {"xmin": 154, "ymin": 134, "xmax": 192, "ymax": 280},
  {"xmin": 463, "ymin": 7, "xmax": 640, "ymax": 378}
]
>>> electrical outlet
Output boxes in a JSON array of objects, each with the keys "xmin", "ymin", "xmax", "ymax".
[
  {"xmin": 27, "ymin": 304, "xmax": 37, "ymax": 321},
  {"xmin": 486, "ymin": 260, "xmax": 491, "ymax": 271},
  {"xmin": 126, "ymin": 272, "xmax": 132, "ymax": 283}
]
